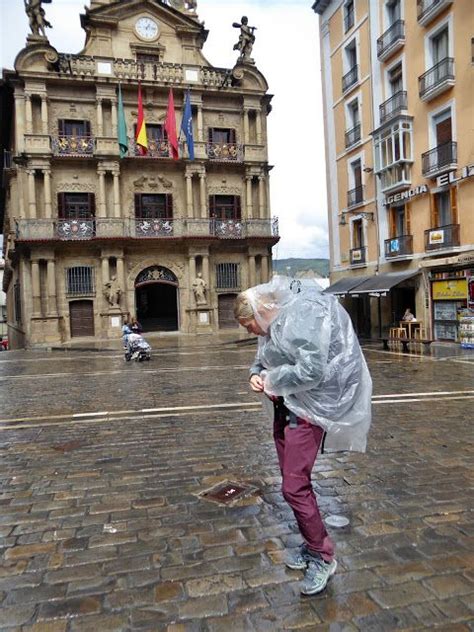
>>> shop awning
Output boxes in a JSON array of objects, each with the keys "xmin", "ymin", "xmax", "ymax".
[
  {"xmin": 348, "ymin": 271, "xmax": 419, "ymax": 296},
  {"xmin": 324, "ymin": 276, "xmax": 371, "ymax": 296}
]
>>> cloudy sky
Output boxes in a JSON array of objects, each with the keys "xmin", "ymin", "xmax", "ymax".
[{"xmin": 0, "ymin": 0, "xmax": 329, "ymax": 260}]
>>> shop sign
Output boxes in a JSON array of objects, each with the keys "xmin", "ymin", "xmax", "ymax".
[
  {"xmin": 429, "ymin": 229, "xmax": 445, "ymax": 245},
  {"xmin": 432, "ymin": 279, "xmax": 468, "ymax": 301},
  {"xmin": 352, "ymin": 249, "xmax": 362, "ymax": 261},
  {"xmin": 456, "ymin": 252, "xmax": 474, "ymax": 265},
  {"xmin": 384, "ymin": 185, "xmax": 428, "ymax": 206},
  {"xmin": 436, "ymin": 164, "xmax": 474, "ymax": 187},
  {"xmin": 469, "ymin": 277, "xmax": 474, "ymax": 308}
]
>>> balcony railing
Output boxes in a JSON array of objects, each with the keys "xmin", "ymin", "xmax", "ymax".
[
  {"xmin": 206, "ymin": 142, "xmax": 244, "ymax": 162},
  {"xmin": 342, "ymin": 65, "xmax": 358, "ymax": 93},
  {"xmin": 129, "ymin": 139, "xmax": 170, "ymax": 158},
  {"xmin": 345, "ymin": 123, "xmax": 361, "ymax": 148},
  {"xmin": 385, "ymin": 234, "xmax": 413, "ymax": 258},
  {"xmin": 425, "ymin": 224, "xmax": 460, "ymax": 251},
  {"xmin": 350, "ymin": 247, "xmax": 367, "ymax": 266},
  {"xmin": 15, "ymin": 217, "xmax": 280, "ymax": 241},
  {"xmin": 419, "ymin": 58, "xmax": 455, "ymax": 101},
  {"xmin": 347, "ymin": 185, "xmax": 364, "ymax": 208},
  {"xmin": 417, "ymin": 0, "xmax": 453, "ymax": 26},
  {"xmin": 57, "ymin": 54, "xmax": 233, "ymax": 88},
  {"xmin": 379, "ymin": 91, "xmax": 407, "ymax": 125},
  {"xmin": 51, "ymin": 136, "xmax": 94, "ymax": 156},
  {"xmin": 422, "ymin": 141, "xmax": 457, "ymax": 177},
  {"xmin": 377, "ymin": 20, "xmax": 405, "ymax": 61},
  {"xmin": 344, "ymin": 8, "xmax": 354, "ymax": 32}
]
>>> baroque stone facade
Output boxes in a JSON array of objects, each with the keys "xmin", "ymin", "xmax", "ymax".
[{"xmin": 1, "ymin": 0, "xmax": 278, "ymax": 347}]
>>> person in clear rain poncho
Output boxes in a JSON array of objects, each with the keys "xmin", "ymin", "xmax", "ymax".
[{"xmin": 234, "ymin": 276, "xmax": 372, "ymax": 596}]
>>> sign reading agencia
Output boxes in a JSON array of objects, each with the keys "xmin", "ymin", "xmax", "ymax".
[{"xmin": 383, "ymin": 164, "xmax": 474, "ymax": 206}]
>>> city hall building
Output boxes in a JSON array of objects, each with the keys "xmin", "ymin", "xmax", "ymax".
[
  {"xmin": 313, "ymin": 0, "xmax": 474, "ymax": 341},
  {"xmin": 1, "ymin": 0, "xmax": 278, "ymax": 348}
]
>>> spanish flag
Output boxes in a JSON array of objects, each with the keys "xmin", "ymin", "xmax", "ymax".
[{"xmin": 135, "ymin": 82, "xmax": 147, "ymax": 156}]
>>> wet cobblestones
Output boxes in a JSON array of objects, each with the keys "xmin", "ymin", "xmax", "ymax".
[{"xmin": 0, "ymin": 339, "xmax": 473, "ymax": 630}]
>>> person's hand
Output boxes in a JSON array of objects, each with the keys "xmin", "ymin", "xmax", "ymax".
[{"xmin": 249, "ymin": 374, "xmax": 264, "ymax": 392}]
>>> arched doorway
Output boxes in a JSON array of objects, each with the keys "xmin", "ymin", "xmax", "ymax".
[{"xmin": 135, "ymin": 266, "xmax": 179, "ymax": 332}]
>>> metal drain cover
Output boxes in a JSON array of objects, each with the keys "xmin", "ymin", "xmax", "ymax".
[{"xmin": 199, "ymin": 480, "xmax": 257, "ymax": 505}]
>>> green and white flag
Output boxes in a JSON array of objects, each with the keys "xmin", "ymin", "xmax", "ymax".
[{"xmin": 117, "ymin": 84, "xmax": 128, "ymax": 158}]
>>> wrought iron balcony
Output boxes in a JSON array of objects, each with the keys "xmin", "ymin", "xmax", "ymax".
[
  {"xmin": 422, "ymin": 141, "xmax": 457, "ymax": 178},
  {"xmin": 57, "ymin": 219, "xmax": 95, "ymax": 240},
  {"xmin": 345, "ymin": 123, "xmax": 361, "ymax": 149},
  {"xmin": 206, "ymin": 142, "xmax": 244, "ymax": 162},
  {"xmin": 344, "ymin": 7, "xmax": 354, "ymax": 32},
  {"xmin": 425, "ymin": 224, "xmax": 460, "ymax": 251},
  {"xmin": 134, "ymin": 218, "xmax": 175, "ymax": 237},
  {"xmin": 417, "ymin": 0, "xmax": 453, "ymax": 27},
  {"xmin": 129, "ymin": 139, "xmax": 170, "ymax": 158},
  {"xmin": 350, "ymin": 247, "xmax": 367, "ymax": 266},
  {"xmin": 347, "ymin": 185, "xmax": 364, "ymax": 209},
  {"xmin": 385, "ymin": 234, "xmax": 413, "ymax": 258},
  {"xmin": 419, "ymin": 58, "xmax": 455, "ymax": 101},
  {"xmin": 377, "ymin": 20, "xmax": 405, "ymax": 62},
  {"xmin": 342, "ymin": 65, "xmax": 358, "ymax": 93},
  {"xmin": 379, "ymin": 91, "xmax": 407, "ymax": 125},
  {"xmin": 51, "ymin": 135, "xmax": 94, "ymax": 157}
]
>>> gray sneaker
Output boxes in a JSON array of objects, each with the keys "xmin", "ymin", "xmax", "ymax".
[
  {"xmin": 285, "ymin": 544, "xmax": 311, "ymax": 571},
  {"xmin": 300, "ymin": 556, "xmax": 337, "ymax": 595}
]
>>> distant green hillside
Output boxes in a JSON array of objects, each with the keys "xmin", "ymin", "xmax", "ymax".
[{"xmin": 273, "ymin": 258, "xmax": 329, "ymax": 278}]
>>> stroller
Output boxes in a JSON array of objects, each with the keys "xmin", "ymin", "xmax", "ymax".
[{"xmin": 124, "ymin": 332, "xmax": 151, "ymax": 362}]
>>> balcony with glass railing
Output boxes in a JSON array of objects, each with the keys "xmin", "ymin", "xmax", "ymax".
[
  {"xmin": 419, "ymin": 57, "xmax": 455, "ymax": 101},
  {"xmin": 385, "ymin": 234, "xmax": 413, "ymax": 258},
  {"xmin": 425, "ymin": 224, "xmax": 460, "ymax": 252},
  {"xmin": 347, "ymin": 185, "xmax": 364, "ymax": 209},
  {"xmin": 350, "ymin": 246, "xmax": 367, "ymax": 266},
  {"xmin": 345, "ymin": 123, "xmax": 361, "ymax": 149},
  {"xmin": 377, "ymin": 20, "xmax": 405, "ymax": 62},
  {"xmin": 379, "ymin": 91, "xmax": 407, "ymax": 125},
  {"xmin": 421, "ymin": 141, "xmax": 457, "ymax": 178},
  {"xmin": 342, "ymin": 65, "xmax": 359, "ymax": 94},
  {"xmin": 417, "ymin": 0, "xmax": 453, "ymax": 27}
]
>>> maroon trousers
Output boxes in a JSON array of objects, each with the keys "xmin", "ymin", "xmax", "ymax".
[{"xmin": 273, "ymin": 399, "xmax": 335, "ymax": 562}]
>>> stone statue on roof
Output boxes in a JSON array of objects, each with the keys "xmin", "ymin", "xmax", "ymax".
[
  {"xmin": 24, "ymin": 0, "xmax": 52, "ymax": 39},
  {"xmin": 233, "ymin": 16, "xmax": 257, "ymax": 64}
]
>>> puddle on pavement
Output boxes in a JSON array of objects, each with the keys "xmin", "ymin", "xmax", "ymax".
[{"xmin": 199, "ymin": 480, "xmax": 259, "ymax": 506}]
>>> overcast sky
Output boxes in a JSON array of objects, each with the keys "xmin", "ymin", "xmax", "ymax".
[{"xmin": 0, "ymin": 0, "xmax": 329, "ymax": 260}]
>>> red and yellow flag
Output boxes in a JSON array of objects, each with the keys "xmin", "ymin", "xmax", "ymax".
[{"xmin": 135, "ymin": 82, "xmax": 147, "ymax": 155}]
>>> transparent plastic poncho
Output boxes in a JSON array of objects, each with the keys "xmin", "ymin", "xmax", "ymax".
[{"xmin": 247, "ymin": 276, "xmax": 372, "ymax": 453}]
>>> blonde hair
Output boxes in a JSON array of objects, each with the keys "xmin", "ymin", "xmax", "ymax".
[{"xmin": 234, "ymin": 292, "xmax": 254, "ymax": 320}]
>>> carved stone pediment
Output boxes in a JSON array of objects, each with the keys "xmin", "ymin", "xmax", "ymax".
[{"xmin": 132, "ymin": 175, "xmax": 173, "ymax": 190}]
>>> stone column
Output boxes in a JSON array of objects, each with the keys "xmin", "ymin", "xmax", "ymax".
[
  {"xmin": 202, "ymin": 254, "xmax": 210, "ymax": 289},
  {"xmin": 111, "ymin": 98, "xmax": 118, "ymax": 137},
  {"xmin": 18, "ymin": 169, "xmax": 26, "ymax": 219},
  {"xmin": 101, "ymin": 255, "xmax": 110, "ymax": 309},
  {"xmin": 14, "ymin": 93, "xmax": 25, "ymax": 153},
  {"xmin": 98, "ymin": 168, "xmax": 106, "ymax": 218},
  {"xmin": 112, "ymin": 169, "xmax": 121, "ymax": 218},
  {"xmin": 261, "ymin": 255, "xmax": 269, "ymax": 283},
  {"xmin": 199, "ymin": 173, "xmax": 207, "ymax": 219},
  {"xmin": 40, "ymin": 95, "xmax": 48, "ymax": 135},
  {"xmin": 31, "ymin": 260, "xmax": 41, "ymax": 317},
  {"xmin": 116, "ymin": 255, "xmax": 126, "ymax": 312},
  {"xmin": 189, "ymin": 255, "xmax": 196, "ymax": 303},
  {"xmin": 185, "ymin": 173, "xmax": 193, "ymax": 218},
  {"xmin": 96, "ymin": 98, "xmax": 103, "ymax": 137},
  {"xmin": 25, "ymin": 94, "xmax": 33, "ymax": 134},
  {"xmin": 256, "ymin": 108, "xmax": 262, "ymax": 144},
  {"xmin": 43, "ymin": 168, "xmax": 52, "ymax": 218},
  {"xmin": 265, "ymin": 176, "xmax": 272, "ymax": 220},
  {"xmin": 197, "ymin": 105, "xmax": 203, "ymax": 142},
  {"xmin": 46, "ymin": 258, "xmax": 58, "ymax": 316},
  {"xmin": 258, "ymin": 175, "xmax": 265, "ymax": 219},
  {"xmin": 27, "ymin": 169, "xmax": 37, "ymax": 219},
  {"xmin": 248, "ymin": 254, "xmax": 256, "ymax": 287},
  {"xmin": 246, "ymin": 175, "xmax": 253, "ymax": 219},
  {"xmin": 243, "ymin": 109, "xmax": 250, "ymax": 144}
]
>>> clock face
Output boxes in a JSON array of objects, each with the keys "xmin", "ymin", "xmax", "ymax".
[{"xmin": 135, "ymin": 17, "xmax": 159, "ymax": 41}]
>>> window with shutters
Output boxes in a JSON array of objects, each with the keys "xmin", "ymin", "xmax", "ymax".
[
  {"xmin": 135, "ymin": 193, "xmax": 173, "ymax": 219},
  {"xmin": 389, "ymin": 204, "xmax": 410, "ymax": 238},
  {"xmin": 66, "ymin": 266, "xmax": 95, "ymax": 296},
  {"xmin": 431, "ymin": 188, "xmax": 457, "ymax": 228},
  {"xmin": 57, "ymin": 193, "xmax": 96, "ymax": 219},
  {"xmin": 216, "ymin": 263, "xmax": 241, "ymax": 290},
  {"xmin": 209, "ymin": 195, "xmax": 241, "ymax": 220},
  {"xmin": 208, "ymin": 128, "xmax": 236, "ymax": 144},
  {"xmin": 58, "ymin": 119, "xmax": 91, "ymax": 137}
]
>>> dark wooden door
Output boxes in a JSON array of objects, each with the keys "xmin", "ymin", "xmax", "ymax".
[
  {"xmin": 69, "ymin": 300, "xmax": 95, "ymax": 337},
  {"xmin": 218, "ymin": 294, "xmax": 237, "ymax": 329},
  {"xmin": 436, "ymin": 117, "xmax": 452, "ymax": 145}
]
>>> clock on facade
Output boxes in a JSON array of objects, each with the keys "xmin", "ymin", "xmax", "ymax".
[{"xmin": 134, "ymin": 17, "xmax": 159, "ymax": 41}]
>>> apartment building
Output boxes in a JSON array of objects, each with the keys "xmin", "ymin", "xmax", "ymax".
[
  {"xmin": 0, "ymin": 0, "xmax": 278, "ymax": 349},
  {"xmin": 313, "ymin": 0, "xmax": 474, "ymax": 341}
]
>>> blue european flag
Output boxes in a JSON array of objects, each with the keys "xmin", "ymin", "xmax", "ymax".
[{"xmin": 180, "ymin": 90, "xmax": 195, "ymax": 160}]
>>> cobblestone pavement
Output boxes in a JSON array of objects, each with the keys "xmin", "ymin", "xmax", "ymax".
[{"xmin": 0, "ymin": 337, "xmax": 473, "ymax": 631}]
